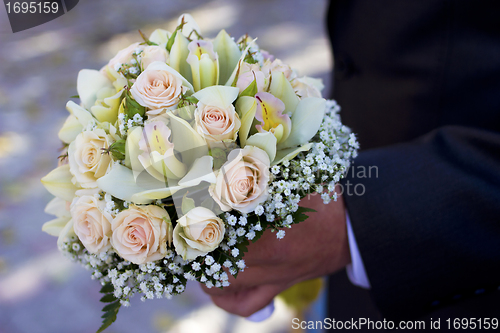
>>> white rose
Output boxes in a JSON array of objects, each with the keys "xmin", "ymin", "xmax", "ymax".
[
  {"xmin": 104, "ymin": 42, "xmax": 144, "ymax": 73},
  {"xmin": 209, "ymin": 146, "xmax": 270, "ymax": 214},
  {"xmin": 141, "ymin": 45, "xmax": 169, "ymax": 70},
  {"xmin": 131, "ymin": 68, "xmax": 185, "ymax": 110},
  {"xmin": 173, "ymin": 207, "xmax": 225, "ymax": 260},
  {"xmin": 111, "ymin": 204, "xmax": 172, "ymax": 264},
  {"xmin": 194, "ymin": 102, "xmax": 241, "ymax": 143},
  {"xmin": 292, "ymin": 76, "xmax": 324, "ymax": 99},
  {"xmin": 71, "ymin": 191, "xmax": 113, "ymax": 254},
  {"xmin": 68, "ymin": 128, "xmax": 113, "ymax": 188}
]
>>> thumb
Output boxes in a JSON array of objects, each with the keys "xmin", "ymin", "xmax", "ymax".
[{"xmin": 209, "ymin": 284, "xmax": 284, "ymax": 317}]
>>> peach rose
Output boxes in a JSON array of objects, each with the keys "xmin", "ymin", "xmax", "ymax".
[
  {"xmin": 130, "ymin": 68, "xmax": 185, "ymax": 110},
  {"xmin": 209, "ymin": 146, "xmax": 270, "ymax": 214},
  {"xmin": 71, "ymin": 191, "xmax": 113, "ymax": 254},
  {"xmin": 111, "ymin": 204, "xmax": 172, "ymax": 264},
  {"xmin": 173, "ymin": 207, "xmax": 225, "ymax": 260},
  {"xmin": 141, "ymin": 45, "xmax": 169, "ymax": 70},
  {"xmin": 68, "ymin": 128, "xmax": 113, "ymax": 188},
  {"xmin": 194, "ymin": 102, "xmax": 241, "ymax": 142}
]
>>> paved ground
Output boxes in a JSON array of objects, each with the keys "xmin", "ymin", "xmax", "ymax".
[{"xmin": 0, "ymin": 1, "xmax": 332, "ymax": 332}]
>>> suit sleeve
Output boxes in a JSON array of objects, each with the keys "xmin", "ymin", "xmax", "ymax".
[{"xmin": 342, "ymin": 125, "xmax": 500, "ymax": 319}]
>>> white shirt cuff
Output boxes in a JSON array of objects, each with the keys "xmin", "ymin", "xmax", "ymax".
[{"xmin": 345, "ymin": 211, "xmax": 371, "ymax": 289}]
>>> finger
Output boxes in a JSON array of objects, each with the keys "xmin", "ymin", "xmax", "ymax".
[
  {"xmin": 210, "ymin": 284, "xmax": 284, "ymax": 317},
  {"xmin": 199, "ymin": 265, "xmax": 275, "ymax": 296}
]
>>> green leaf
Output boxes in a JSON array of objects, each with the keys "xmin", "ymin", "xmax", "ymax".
[
  {"xmin": 102, "ymin": 301, "xmax": 121, "ymax": 312},
  {"xmin": 70, "ymin": 95, "xmax": 80, "ymax": 98},
  {"xmin": 184, "ymin": 96, "xmax": 199, "ymax": 104},
  {"xmin": 291, "ymin": 206, "xmax": 317, "ymax": 224},
  {"xmin": 100, "ymin": 294, "xmax": 117, "ymax": 303},
  {"xmin": 96, "ymin": 310, "xmax": 119, "ymax": 333},
  {"xmin": 239, "ymin": 75, "xmax": 258, "ymax": 97},
  {"xmin": 138, "ymin": 29, "xmax": 158, "ymax": 46},
  {"xmin": 109, "ymin": 140, "xmax": 126, "ymax": 160},
  {"xmin": 125, "ymin": 92, "xmax": 145, "ymax": 119},
  {"xmin": 166, "ymin": 17, "xmax": 187, "ymax": 52},
  {"xmin": 99, "ymin": 283, "xmax": 114, "ymax": 294},
  {"xmin": 166, "ymin": 29, "xmax": 178, "ymax": 53}
]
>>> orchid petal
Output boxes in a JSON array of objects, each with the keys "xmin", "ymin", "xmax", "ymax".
[
  {"xmin": 66, "ymin": 101, "xmax": 96, "ymax": 128},
  {"xmin": 273, "ymin": 143, "xmax": 313, "ymax": 166},
  {"xmin": 96, "ymin": 163, "xmax": 179, "ymax": 203},
  {"xmin": 57, "ymin": 219, "xmax": 75, "ymax": 250},
  {"xmin": 199, "ymin": 54, "xmax": 219, "ymax": 90},
  {"xmin": 213, "ymin": 29, "xmax": 241, "ymax": 85},
  {"xmin": 268, "ymin": 71, "xmax": 300, "ymax": 116},
  {"xmin": 90, "ymin": 88, "xmax": 123, "ymax": 123},
  {"xmin": 235, "ymin": 96, "xmax": 257, "ymax": 147},
  {"xmin": 178, "ymin": 13, "xmax": 201, "ymax": 38},
  {"xmin": 178, "ymin": 155, "xmax": 216, "ymax": 187},
  {"xmin": 42, "ymin": 217, "xmax": 71, "ymax": 237},
  {"xmin": 58, "ymin": 114, "xmax": 83, "ymax": 144},
  {"xmin": 41, "ymin": 164, "xmax": 79, "ymax": 202},
  {"xmin": 77, "ymin": 69, "xmax": 113, "ymax": 110},
  {"xmin": 193, "ymin": 85, "xmax": 239, "ymax": 109},
  {"xmin": 187, "ymin": 40, "xmax": 218, "ymax": 91},
  {"xmin": 44, "ymin": 197, "xmax": 70, "ymax": 218},
  {"xmin": 245, "ymin": 132, "xmax": 277, "ymax": 163},
  {"xmin": 224, "ymin": 38, "xmax": 257, "ymax": 86},
  {"xmin": 255, "ymin": 92, "xmax": 291, "ymax": 144},
  {"xmin": 149, "ymin": 29, "xmax": 171, "ymax": 46},
  {"xmin": 278, "ymin": 97, "xmax": 326, "ymax": 149},
  {"xmin": 131, "ymin": 185, "xmax": 183, "ymax": 202},
  {"xmin": 169, "ymin": 32, "xmax": 192, "ymax": 84},
  {"xmin": 167, "ymin": 112, "xmax": 208, "ymax": 167}
]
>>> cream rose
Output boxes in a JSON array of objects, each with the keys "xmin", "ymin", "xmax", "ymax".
[
  {"xmin": 141, "ymin": 45, "xmax": 169, "ymax": 70},
  {"xmin": 209, "ymin": 146, "xmax": 270, "ymax": 214},
  {"xmin": 103, "ymin": 42, "xmax": 144, "ymax": 73},
  {"xmin": 194, "ymin": 102, "xmax": 241, "ymax": 142},
  {"xmin": 173, "ymin": 207, "xmax": 225, "ymax": 260},
  {"xmin": 68, "ymin": 128, "xmax": 113, "ymax": 188},
  {"xmin": 111, "ymin": 204, "xmax": 172, "ymax": 264},
  {"xmin": 130, "ymin": 68, "xmax": 185, "ymax": 110},
  {"xmin": 71, "ymin": 191, "xmax": 112, "ymax": 254}
]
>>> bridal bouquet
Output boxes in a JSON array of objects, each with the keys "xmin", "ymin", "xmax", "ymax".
[{"xmin": 41, "ymin": 14, "xmax": 358, "ymax": 332}]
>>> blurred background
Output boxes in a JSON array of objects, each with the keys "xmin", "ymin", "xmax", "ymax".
[{"xmin": 0, "ymin": 0, "xmax": 332, "ymax": 332}]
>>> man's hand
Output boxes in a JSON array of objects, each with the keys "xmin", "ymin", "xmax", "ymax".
[{"xmin": 201, "ymin": 190, "xmax": 351, "ymax": 317}]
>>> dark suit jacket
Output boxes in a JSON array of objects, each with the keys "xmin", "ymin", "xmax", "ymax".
[{"xmin": 327, "ymin": 0, "xmax": 500, "ymax": 322}]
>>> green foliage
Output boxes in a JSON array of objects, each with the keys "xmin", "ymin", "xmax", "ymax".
[
  {"xmin": 138, "ymin": 29, "xmax": 158, "ymax": 46},
  {"xmin": 124, "ymin": 90, "xmax": 145, "ymax": 119},
  {"xmin": 291, "ymin": 206, "xmax": 316, "ymax": 224},
  {"xmin": 166, "ymin": 16, "xmax": 187, "ymax": 52},
  {"xmin": 239, "ymin": 75, "xmax": 258, "ymax": 97},
  {"xmin": 96, "ymin": 283, "xmax": 121, "ymax": 333},
  {"xmin": 108, "ymin": 140, "xmax": 126, "ymax": 160}
]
